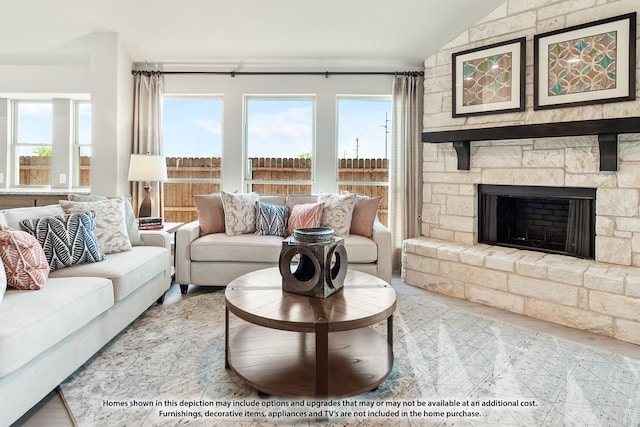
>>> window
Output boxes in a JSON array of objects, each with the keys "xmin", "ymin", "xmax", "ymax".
[
  {"xmin": 74, "ymin": 101, "xmax": 91, "ymax": 187},
  {"xmin": 336, "ymin": 97, "xmax": 391, "ymax": 226},
  {"xmin": 13, "ymin": 101, "xmax": 53, "ymax": 186},
  {"xmin": 245, "ymin": 96, "xmax": 314, "ymax": 195},
  {"xmin": 162, "ymin": 97, "xmax": 223, "ymax": 222}
]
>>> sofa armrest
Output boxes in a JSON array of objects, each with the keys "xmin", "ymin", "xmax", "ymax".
[
  {"xmin": 175, "ymin": 220, "xmax": 201, "ymax": 285},
  {"xmin": 139, "ymin": 229, "xmax": 171, "ymax": 250},
  {"xmin": 371, "ymin": 219, "xmax": 392, "ymax": 284}
]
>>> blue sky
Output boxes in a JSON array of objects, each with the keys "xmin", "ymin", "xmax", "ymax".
[
  {"xmin": 16, "ymin": 98, "xmax": 393, "ymax": 160},
  {"xmin": 162, "ymin": 98, "xmax": 391, "ymax": 159}
]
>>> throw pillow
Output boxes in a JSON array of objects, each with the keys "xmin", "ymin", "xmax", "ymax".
[
  {"xmin": 220, "ymin": 191, "xmax": 259, "ymax": 236},
  {"xmin": 0, "ymin": 253, "xmax": 6, "ymax": 303},
  {"xmin": 0, "ymin": 225, "xmax": 49, "ymax": 290},
  {"xmin": 287, "ymin": 202, "xmax": 324, "ymax": 236},
  {"xmin": 350, "ymin": 194, "xmax": 383, "ymax": 238},
  {"xmin": 255, "ymin": 202, "xmax": 289, "ymax": 237},
  {"xmin": 59, "ymin": 198, "xmax": 132, "ymax": 254},
  {"xmin": 193, "ymin": 193, "xmax": 225, "ymax": 236},
  {"xmin": 318, "ymin": 192, "xmax": 357, "ymax": 236},
  {"xmin": 68, "ymin": 194, "xmax": 143, "ymax": 246},
  {"xmin": 21, "ymin": 211, "xmax": 106, "ymax": 271}
]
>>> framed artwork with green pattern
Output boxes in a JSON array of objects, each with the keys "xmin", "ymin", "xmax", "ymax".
[
  {"xmin": 452, "ymin": 37, "xmax": 526, "ymax": 117},
  {"xmin": 534, "ymin": 13, "xmax": 636, "ymax": 110}
]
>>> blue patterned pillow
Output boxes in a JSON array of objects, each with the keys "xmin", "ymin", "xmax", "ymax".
[
  {"xmin": 21, "ymin": 211, "xmax": 106, "ymax": 271},
  {"xmin": 255, "ymin": 202, "xmax": 289, "ymax": 237}
]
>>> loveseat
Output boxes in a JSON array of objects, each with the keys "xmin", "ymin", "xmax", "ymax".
[
  {"xmin": 175, "ymin": 192, "xmax": 392, "ymax": 292},
  {"xmin": 0, "ymin": 200, "xmax": 172, "ymax": 426}
]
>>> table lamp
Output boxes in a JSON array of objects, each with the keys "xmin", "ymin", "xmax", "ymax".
[{"xmin": 127, "ymin": 154, "xmax": 168, "ymax": 218}]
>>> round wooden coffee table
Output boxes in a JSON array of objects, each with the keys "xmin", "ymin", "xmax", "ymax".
[{"xmin": 225, "ymin": 267, "xmax": 396, "ymax": 398}]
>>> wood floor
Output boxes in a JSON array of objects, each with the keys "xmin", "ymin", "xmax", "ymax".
[{"xmin": 12, "ymin": 276, "xmax": 640, "ymax": 426}]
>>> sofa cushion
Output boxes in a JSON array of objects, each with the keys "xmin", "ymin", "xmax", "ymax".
[
  {"xmin": 287, "ymin": 202, "xmax": 324, "ymax": 236},
  {"xmin": 0, "ymin": 226, "xmax": 49, "ymax": 290},
  {"xmin": 191, "ymin": 233, "xmax": 283, "ymax": 263},
  {"xmin": 318, "ymin": 192, "xmax": 356, "ymax": 237},
  {"xmin": 48, "ymin": 246, "xmax": 168, "ymax": 302},
  {"xmin": 21, "ymin": 211, "xmax": 106, "ymax": 272},
  {"xmin": 350, "ymin": 194, "xmax": 382, "ymax": 238},
  {"xmin": 68, "ymin": 194, "xmax": 144, "ymax": 246},
  {"xmin": 255, "ymin": 202, "xmax": 289, "ymax": 237},
  {"xmin": 343, "ymin": 234, "xmax": 378, "ymax": 263},
  {"xmin": 0, "ymin": 276, "xmax": 114, "ymax": 377},
  {"xmin": 193, "ymin": 193, "xmax": 225, "ymax": 236},
  {"xmin": 0, "ymin": 205, "xmax": 64, "ymax": 230},
  {"xmin": 221, "ymin": 191, "xmax": 259, "ymax": 236},
  {"xmin": 60, "ymin": 198, "xmax": 132, "ymax": 254}
]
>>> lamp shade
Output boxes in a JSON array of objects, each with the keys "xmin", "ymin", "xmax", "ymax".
[{"xmin": 127, "ymin": 154, "xmax": 168, "ymax": 182}]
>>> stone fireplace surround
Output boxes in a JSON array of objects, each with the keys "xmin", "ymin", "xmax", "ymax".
[{"xmin": 402, "ymin": 130, "xmax": 640, "ymax": 346}]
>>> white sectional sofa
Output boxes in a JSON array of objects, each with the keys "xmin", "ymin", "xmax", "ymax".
[
  {"xmin": 175, "ymin": 193, "xmax": 392, "ymax": 292},
  {"xmin": 0, "ymin": 203, "xmax": 172, "ymax": 426}
]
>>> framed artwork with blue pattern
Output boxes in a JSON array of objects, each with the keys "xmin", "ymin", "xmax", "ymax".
[
  {"xmin": 534, "ymin": 12, "xmax": 636, "ymax": 110},
  {"xmin": 452, "ymin": 37, "xmax": 526, "ymax": 117}
]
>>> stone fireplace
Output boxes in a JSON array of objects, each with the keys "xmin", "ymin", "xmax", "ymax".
[{"xmin": 402, "ymin": 133, "xmax": 640, "ymax": 346}]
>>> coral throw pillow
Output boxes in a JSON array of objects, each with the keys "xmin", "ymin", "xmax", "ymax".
[
  {"xmin": 350, "ymin": 194, "xmax": 383, "ymax": 238},
  {"xmin": 193, "ymin": 193, "xmax": 225, "ymax": 236},
  {"xmin": 288, "ymin": 202, "xmax": 324, "ymax": 236},
  {"xmin": 0, "ymin": 225, "xmax": 49, "ymax": 290}
]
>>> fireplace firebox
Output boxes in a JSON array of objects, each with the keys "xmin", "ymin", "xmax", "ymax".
[{"xmin": 478, "ymin": 184, "xmax": 596, "ymax": 259}]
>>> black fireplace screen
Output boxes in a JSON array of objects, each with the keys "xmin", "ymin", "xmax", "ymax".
[{"xmin": 478, "ymin": 185, "xmax": 596, "ymax": 259}]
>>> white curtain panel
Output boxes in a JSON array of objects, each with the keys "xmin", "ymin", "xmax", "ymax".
[
  {"xmin": 390, "ymin": 74, "xmax": 424, "ymax": 270},
  {"xmin": 131, "ymin": 70, "xmax": 164, "ymax": 218}
]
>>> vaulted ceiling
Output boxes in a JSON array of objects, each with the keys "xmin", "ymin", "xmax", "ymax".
[{"xmin": 0, "ymin": 0, "xmax": 505, "ymax": 69}]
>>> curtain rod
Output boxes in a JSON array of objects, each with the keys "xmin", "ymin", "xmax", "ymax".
[{"xmin": 132, "ymin": 70, "xmax": 424, "ymax": 77}]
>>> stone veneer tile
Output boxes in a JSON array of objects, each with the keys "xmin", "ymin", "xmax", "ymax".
[
  {"xmin": 597, "ymin": 188, "xmax": 639, "ymax": 217},
  {"xmin": 459, "ymin": 246, "xmax": 492, "ymax": 266},
  {"xmin": 440, "ymin": 261, "xmax": 508, "ymax": 291},
  {"xmin": 589, "ymin": 290, "xmax": 640, "ymax": 321},
  {"xmin": 481, "ymin": 168, "xmax": 565, "ymax": 186},
  {"xmin": 508, "ymin": 275, "xmax": 579, "ymax": 306},
  {"xmin": 524, "ymin": 299, "xmax": 614, "ymax": 336},
  {"xmin": 626, "ymin": 274, "xmax": 640, "ymax": 298},
  {"xmin": 615, "ymin": 319, "xmax": 640, "ymax": 346},
  {"xmin": 404, "ymin": 269, "xmax": 466, "ymax": 299},
  {"xmin": 595, "ymin": 236, "xmax": 632, "ymax": 265},
  {"xmin": 584, "ymin": 266, "xmax": 625, "ymax": 294},
  {"xmin": 436, "ymin": 244, "xmax": 467, "ymax": 261},
  {"xmin": 515, "ymin": 252, "xmax": 548, "ymax": 278},
  {"xmin": 404, "ymin": 253, "xmax": 439, "ymax": 275},
  {"xmin": 485, "ymin": 249, "xmax": 524, "ymax": 272},
  {"xmin": 465, "ymin": 284, "xmax": 525, "ymax": 314}
]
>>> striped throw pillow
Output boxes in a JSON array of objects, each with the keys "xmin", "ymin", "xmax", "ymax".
[{"xmin": 21, "ymin": 211, "xmax": 106, "ymax": 271}]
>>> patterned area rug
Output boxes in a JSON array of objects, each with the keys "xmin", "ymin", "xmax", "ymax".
[{"xmin": 59, "ymin": 290, "xmax": 640, "ymax": 426}]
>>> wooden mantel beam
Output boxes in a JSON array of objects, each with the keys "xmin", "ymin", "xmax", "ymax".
[{"xmin": 422, "ymin": 117, "xmax": 640, "ymax": 171}]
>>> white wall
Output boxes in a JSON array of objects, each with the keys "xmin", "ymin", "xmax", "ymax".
[{"xmin": 164, "ymin": 73, "xmax": 393, "ymax": 193}]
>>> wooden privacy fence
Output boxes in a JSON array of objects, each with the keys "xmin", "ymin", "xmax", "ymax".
[{"xmin": 19, "ymin": 156, "xmax": 389, "ymax": 226}]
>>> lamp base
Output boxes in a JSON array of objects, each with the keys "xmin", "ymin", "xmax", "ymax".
[{"xmin": 139, "ymin": 186, "xmax": 153, "ymax": 218}]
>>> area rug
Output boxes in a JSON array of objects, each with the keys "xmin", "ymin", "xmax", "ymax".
[{"xmin": 59, "ymin": 290, "xmax": 640, "ymax": 426}]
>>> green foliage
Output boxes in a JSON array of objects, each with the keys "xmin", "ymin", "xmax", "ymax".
[
  {"xmin": 32, "ymin": 146, "xmax": 52, "ymax": 156},
  {"xmin": 297, "ymin": 152, "xmax": 312, "ymax": 159}
]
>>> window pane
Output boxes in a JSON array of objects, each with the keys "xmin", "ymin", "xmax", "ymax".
[
  {"xmin": 77, "ymin": 103, "xmax": 91, "ymax": 145},
  {"xmin": 17, "ymin": 102, "xmax": 52, "ymax": 143},
  {"xmin": 162, "ymin": 98, "xmax": 223, "ymax": 222},
  {"xmin": 75, "ymin": 102, "xmax": 91, "ymax": 187},
  {"xmin": 246, "ymin": 97, "xmax": 313, "ymax": 194},
  {"xmin": 17, "ymin": 145, "xmax": 51, "ymax": 186},
  {"xmin": 337, "ymin": 98, "xmax": 391, "ymax": 226}
]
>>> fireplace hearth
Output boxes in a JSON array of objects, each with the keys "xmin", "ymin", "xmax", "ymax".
[{"xmin": 478, "ymin": 184, "xmax": 596, "ymax": 259}]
